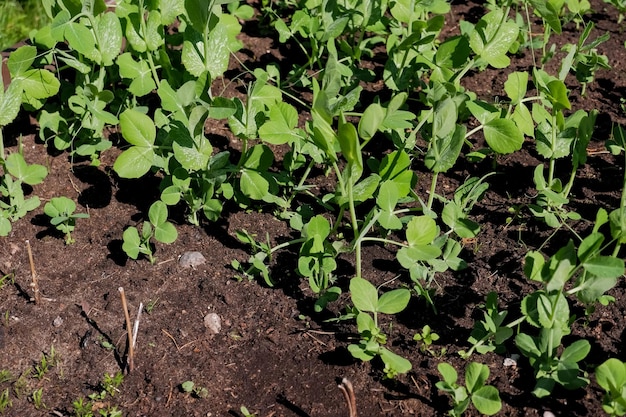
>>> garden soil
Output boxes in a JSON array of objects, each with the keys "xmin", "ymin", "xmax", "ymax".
[{"xmin": 2, "ymin": 0, "xmax": 626, "ymax": 416}]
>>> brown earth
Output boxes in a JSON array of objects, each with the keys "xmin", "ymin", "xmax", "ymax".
[{"xmin": 1, "ymin": 0, "xmax": 626, "ymax": 416}]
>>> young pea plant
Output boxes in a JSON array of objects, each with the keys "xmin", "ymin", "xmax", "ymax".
[
  {"xmin": 181, "ymin": 380, "xmax": 208, "ymax": 399},
  {"xmin": 413, "ymin": 325, "xmax": 445, "ymax": 357},
  {"xmin": 596, "ymin": 358, "xmax": 626, "ymax": 417},
  {"xmin": 347, "ymin": 277, "xmax": 412, "ymax": 378},
  {"xmin": 436, "ymin": 362, "xmax": 502, "ymax": 417},
  {"xmin": 515, "ymin": 220, "xmax": 625, "ymax": 398},
  {"xmin": 458, "ymin": 292, "xmax": 518, "ymax": 359},
  {"xmin": 122, "ymin": 201, "xmax": 178, "ymax": 264},
  {"xmin": 44, "ymin": 196, "xmax": 89, "ymax": 244}
]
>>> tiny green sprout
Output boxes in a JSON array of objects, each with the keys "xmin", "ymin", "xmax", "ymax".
[
  {"xmin": 44, "ymin": 196, "xmax": 89, "ymax": 244},
  {"xmin": 145, "ymin": 298, "xmax": 159, "ymax": 314},
  {"xmin": 31, "ymin": 388, "xmax": 44, "ymax": 410},
  {"xmin": 0, "ymin": 370, "xmax": 12, "ymax": 383},
  {"xmin": 73, "ymin": 396, "xmax": 97, "ymax": 417},
  {"xmin": 98, "ymin": 336, "xmax": 115, "ymax": 350},
  {"xmin": 181, "ymin": 381, "xmax": 208, "ymax": 398},
  {"xmin": 240, "ymin": 406, "xmax": 257, "ymax": 417},
  {"xmin": 0, "ymin": 388, "xmax": 12, "ymax": 413},
  {"xmin": 102, "ymin": 372, "xmax": 124, "ymax": 397},
  {"xmin": 0, "ymin": 272, "xmax": 14, "ymax": 290},
  {"xmin": 414, "ymin": 325, "xmax": 440, "ymax": 352}
]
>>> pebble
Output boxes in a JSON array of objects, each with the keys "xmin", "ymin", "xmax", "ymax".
[
  {"xmin": 53, "ymin": 316, "xmax": 63, "ymax": 327},
  {"xmin": 204, "ymin": 313, "xmax": 221, "ymax": 334},
  {"xmin": 543, "ymin": 412, "xmax": 555, "ymax": 417},
  {"xmin": 179, "ymin": 251, "xmax": 206, "ymax": 268}
]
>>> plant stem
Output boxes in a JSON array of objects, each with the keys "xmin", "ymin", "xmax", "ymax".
[{"xmin": 427, "ymin": 172, "xmax": 438, "ymax": 212}]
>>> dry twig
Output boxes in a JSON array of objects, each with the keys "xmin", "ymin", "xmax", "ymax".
[
  {"xmin": 339, "ymin": 378, "xmax": 357, "ymax": 417},
  {"xmin": 26, "ymin": 240, "xmax": 41, "ymax": 305},
  {"xmin": 118, "ymin": 287, "xmax": 134, "ymax": 372}
]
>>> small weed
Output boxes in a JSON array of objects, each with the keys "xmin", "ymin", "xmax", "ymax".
[
  {"xmin": 0, "ymin": 370, "xmax": 12, "ymax": 384},
  {"xmin": 145, "ymin": 298, "xmax": 159, "ymax": 314},
  {"xmin": 414, "ymin": 325, "xmax": 446, "ymax": 357},
  {"xmin": 240, "ymin": 406, "xmax": 257, "ymax": 417},
  {"xmin": 98, "ymin": 336, "xmax": 115, "ymax": 351},
  {"xmin": 31, "ymin": 388, "xmax": 44, "ymax": 410},
  {"xmin": 13, "ymin": 372, "xmax": 29, "ymax": 398},
  {"xmin": 181, "ymin": 381, "xmax": 208, "ymax": 398},
  {"xmin": 72, "ymin": 396, "xmax": 93, "ymax": 417},
  {"xmin": 0, "ymin": 388, "xmax": 12, "ymax": 413},
  {"xmin": 33, "ymin": 346, "xmax": 58, "ymax": 380},
  {"xmin": 102, "ymin": 372, "xmax": 124, "ymax": 397},
  {"xmin": 0, "ymin": 272, "xmax": 14, "ymax": 290},
  {"xmin": 99, "ymin": 406, "xmax": 122, "ymax": 417}
]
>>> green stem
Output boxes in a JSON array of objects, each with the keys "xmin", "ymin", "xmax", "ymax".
[
  {"xmin": 0, "ymin": 129, "xmax": 4, "ymax": 161},
  {"xmin": 427, "ymin": 172, "xmax": 438, "ymax": 212}
]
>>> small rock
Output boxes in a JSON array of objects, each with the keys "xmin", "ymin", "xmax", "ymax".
[
  {"xmin": 53, "ymin": 316, "xmax": 63, "ymax": 327},
  {"xmin": 503, "ymin": 356, "xmax": 518, "ymax": 367},
  {"xmin": 179, "ymin": 251, "xmax": 206, "ymax": 268},
  {"xmin": 543, "ymin": 411, "xmax": 556, "ymax": 417},
  {"xmin": 204, "ymin": 313, "xmax": 221, "ymax": 334}
]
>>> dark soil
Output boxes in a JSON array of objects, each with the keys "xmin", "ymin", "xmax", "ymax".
[{"xmin": 1, "ymin": 1, "xmax": 626, "ymax": 416}]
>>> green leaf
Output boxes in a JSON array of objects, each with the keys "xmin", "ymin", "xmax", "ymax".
[
  {"xmin": 113, "ymin": 146, "xmax": 155, "ymax": 178},
  {"xmin": 7, "ymin": 45, "xmax": 36, "ymax": 77},
  {"xmin": 396, "ymin": 245, "xmax": 442, "ymax": 266},
  {"xmin": 258, "ymin": 102, "xmax": 300, "ymax": 144},
  {"xmin": 426, "ymin": 124, "xmax": 466, "ymax": 173},
  {"xmin": 64, "ymin": 22, "xmax": 98, "ymax": 61},
  {"xmin": 122, "ymin": 227, "xmax": 141, "ymax": 259},
  {"xmin": 240, "ymin": 170, "xmax": 269, "ymax": 200},
  {"xmin": 119, "ymin": 109, "xmax": 156, "ymax": 147},
  {"xmin": 5, "ymin": 153, "xmax": 48, "ymax": 185},
  {"xmin": 471, "ymin": 385, "xmax": 502, "ymax": 415},
  {"xmin": 437, "ymin": 362, "xmax": 458, "ymax": 385},
  {"xmin": 377, "ymin": 289, "xmax": 410, "ymax": 314},
  {"xmin": 182, "ymin": 15, "xmax": 241, "ymax": 79},
  {"xmin": 184, "ymin": 0, "xmax": 211, "ymax": 33},
  {"xmin": 504, "ymin": 71, "xmax": 528, "ymax": 104},
  {"xmin": 17, "ymin": 69, "xmax": 60, "ymax": 106},
  {"xmin": 528, "ymin": 0, "xmax": 562, "ymax": 34},
  {"xmin": 406, "ymin": 216, "xmax": 438, "ymax": 246},
  {"xmin": 483, "ymin": 118, "xmax": 524, "ymax": 154},
  {"xmin": 154, "ymin": 221, "xmax": 178, "ymax": 244},
  {"xmin": 465, "ymin": 362, "xmax": 489, "ymax": 393},
  {"xmin": 44, "ymin": 196, "xmax": 76, "ymax": 218},
  {"xmin": 546, "ymin": 79, "xmax": 571, "ymax": 111},
  {"xmin": 117, "ymin": 53, "xmax": 156, "ymax": 97},
  {"xmin": 358, "ymin": 103, "xmax": 385, "ymax": 140},
  {"xmin": 96, "ymin": 12, "xmax": 122, "ymax": 66},
  {"xmin": 515, "ymin": 333, "xmax": 540, "ymax": 359},
  {"xmin": 338, "ymin": 116, "xmax": 361, "ymax": 172},
  {"xmin": 145, "ymin": 10, "xmax": 164, "ymax": 51},
  {"xmin": 350, "ymin": 277, "xmax": 378, "ymax": 313},
  {"xmin": 469, "ymin": 9, "xmax": 519, "ymax": 68},
  {"xmin": 596, "ymin": 358, "xmax": 626, "ymax": 394},
  {"xmin": 380, "ymin": 347, "xmax": 412, "ymax": 376},
  {"xmin": 0, "ymin": 81, "xmax": 22, "ymax": 127},
  {"xmin": 560, "ymin": 339, "xmax": 590, "ymax": 364},
  {"xmin": 171, "ymin": 122, "xmax": 212, "ymax": 171},
  {"xmin": 583, "ymin": 256, "xmax": 624, "ymax": 279}
]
